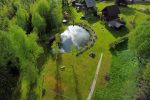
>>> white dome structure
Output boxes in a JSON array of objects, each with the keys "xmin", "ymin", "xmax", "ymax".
[{"xmin": 60, "ymin": 25, "xmax": 90, "ymax": 52}]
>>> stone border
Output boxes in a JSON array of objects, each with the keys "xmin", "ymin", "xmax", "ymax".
[{"xmin": 76, "ymin": 23, "xmax": 97, "ymax": 56}]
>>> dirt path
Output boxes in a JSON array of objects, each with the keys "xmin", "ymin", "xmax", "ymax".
[{"xmin": 87, "ymin": 53, "xmax": 103, "ymax": 100}]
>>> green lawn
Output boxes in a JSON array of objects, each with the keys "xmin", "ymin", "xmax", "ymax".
[
  {"xmin": 41, "ymin": 2, "xmax": 150, "ymax": 100},
  {"xmin": 93, "ymin": 50, "xmax": 139, "ymax": 100}
]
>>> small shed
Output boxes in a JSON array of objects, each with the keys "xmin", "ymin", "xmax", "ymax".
[
  {"xmin": 85, "ymin": 0, "xmax": 96, "ymax": 8},
  {"xmin": 102, "ymin": 5, "xmax": 125, "ymax": 29},
  {"xmin": 102, "ymin": 5, "xmax": 120, "ymax": 21}
]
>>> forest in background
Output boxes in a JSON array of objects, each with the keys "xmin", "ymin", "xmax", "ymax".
[{"xmin": 0, "ymin": 0, "xmax": 62, "ymax": 100}]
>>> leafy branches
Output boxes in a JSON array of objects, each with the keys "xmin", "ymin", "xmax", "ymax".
[{"xmin": 31, "ymin": 0, "xmax": 63, "ymax": 34}]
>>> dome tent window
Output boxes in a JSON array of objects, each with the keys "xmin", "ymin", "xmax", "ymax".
[{"xmin": 60, "ymin": 25, "xmax": 90, "ymax": 52}]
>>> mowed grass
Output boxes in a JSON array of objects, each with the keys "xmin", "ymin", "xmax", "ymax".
[
  {"xmin": 41, "ymin": 2, "xmax": 150, "ymax": 100},
  {"xmin": 93, "ymin": 50, "xmax": 139, "ymax": 100}
]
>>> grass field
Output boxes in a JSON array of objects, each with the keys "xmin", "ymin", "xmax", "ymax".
[
  {"xmin": 40, "ymin": 2, "xmax": 150, "ymax": 100},
  {"xmin": 93, "ymin": 50, "xmax": 140, "ymax": 100}
]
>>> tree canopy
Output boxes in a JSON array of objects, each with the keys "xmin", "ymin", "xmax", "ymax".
[
  {"xmin": 0, "ymin": 0, "xmax": 63, "ymax": 99},
  {"xmin": 0, "ymin": 24, "xmax": 43, "ymax": 99},
  {"xmin": 31, "ymin": 0, "xmax": 62, "ymax": 34}
]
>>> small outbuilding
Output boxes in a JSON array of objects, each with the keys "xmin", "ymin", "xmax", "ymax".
[
  {"xmin": 85, "ymin": 0, "xmax": 96, "ymax": 8},
  {"xmin": 102, "ymin": 5, "xmax": 120, "ymax": 21},
  {"xmin": 102, "ymin": 5, "xmax": 125, "ymax": 29},
  {"xmin": 72, "ymin": 0, "xmax": 97, "ymax": 16}
]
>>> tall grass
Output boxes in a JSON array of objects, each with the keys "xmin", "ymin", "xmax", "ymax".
[{"xmin": 94, "ymin": 50, "xmax": 139, "ymax": 100}]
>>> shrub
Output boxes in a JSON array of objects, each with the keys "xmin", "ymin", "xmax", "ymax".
[
  {"xmin": 31, "ymin": 0, "xmax": 62, "ymax": 34},
  {"xmin": 32, "ymin": 12, "xmax": 46, "ymax": 34},
  {"xmin": 16, "ymin": 8, "xmax": 29, "ymax": 31},
  {"xmin": 109, "ymin": 36, "xmax": 128, "ymax": 51}
]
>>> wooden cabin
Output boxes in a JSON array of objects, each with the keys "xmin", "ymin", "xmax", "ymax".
[
  {"xmin": 102, "ymin": 5, "xmax": 125, "ymax": 29},
  {"xmin": 102, "ymin": 5, "xmax": 120, "ymax": 22}
]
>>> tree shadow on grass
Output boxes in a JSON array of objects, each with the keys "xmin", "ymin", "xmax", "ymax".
[
  {"xmin": 37, "ymin": 52, "xmax": 49, "ymax": 71},
  {"xmin": 54, "ymin": 54, "xmax": 64, "ymax": 100},
  {"xmin": 72, "ymin": 65, "xmax": 82, "ymax": 100},
  {"xmin": 37, "ymin": 43, "xmax": 52, "ymax": 70},
  {"xmin": 104, "ymin": 23, "xmax": 129, "ymax": 38},
  {"xmin": 120, "ymin": 7, "xmax": 136, "ymax": 16},
  {"xmin": 85, "ymin": 16, "xmax": 100, "ymax": 24},
  {"xmin": 110, "ymin": 39, "xmax": 128, "ymax": 55}
]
